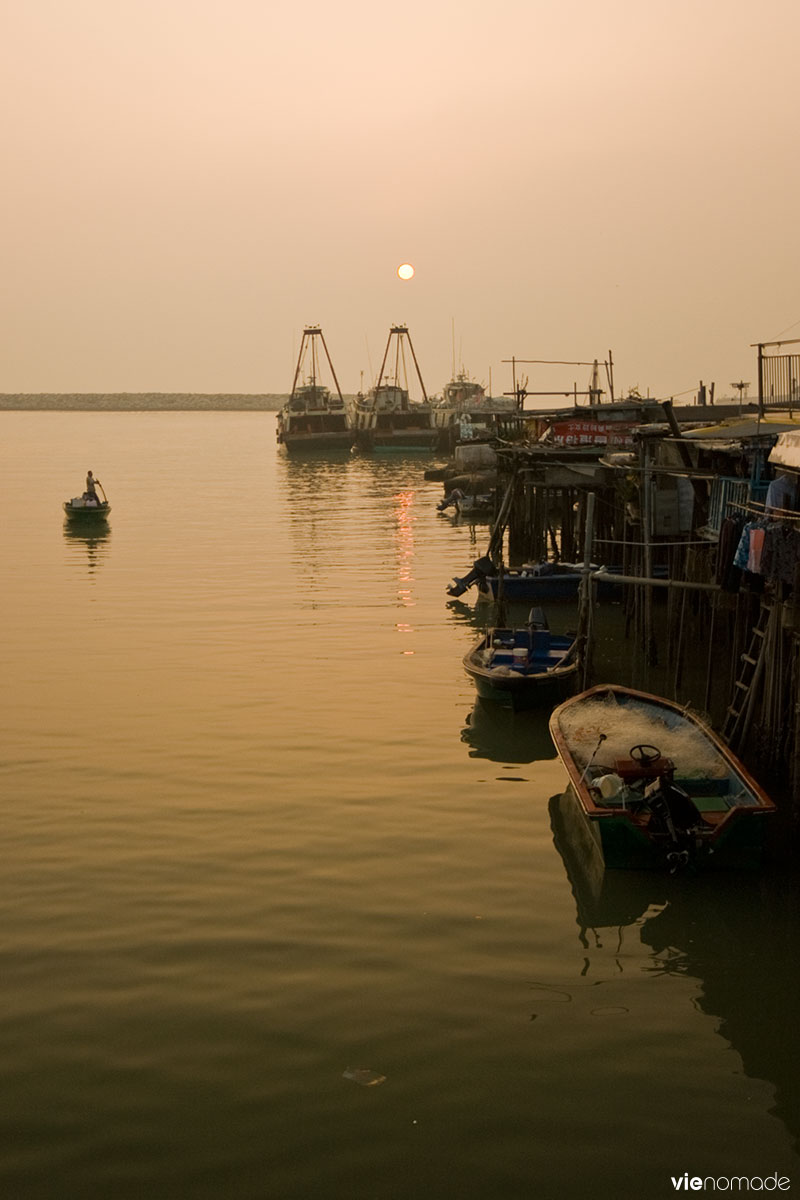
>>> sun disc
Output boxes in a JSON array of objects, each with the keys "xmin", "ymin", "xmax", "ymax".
[{"xmin": 397, "ymin": 263, "xmax": 415, "ymax": 280}]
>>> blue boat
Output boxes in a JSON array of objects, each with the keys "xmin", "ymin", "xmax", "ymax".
[
  {"xmin": 448, "ymin": 559, "xmax": 669, "ymax": 601},
  {"xmin": 462, "ymin": 608, "xmax": 579, "ymax": 711},
  {"xmin": 448, "ymin": 559, "xmax": 594, "ymax": 601}
]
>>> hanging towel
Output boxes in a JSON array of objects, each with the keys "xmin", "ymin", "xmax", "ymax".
[{"xmin": 748, "ymin": 526, "xmax": 766, "ymax": 573}]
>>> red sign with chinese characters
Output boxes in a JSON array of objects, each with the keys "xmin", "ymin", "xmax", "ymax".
[{"xmin": 550, "ymin": 420, "xmax": 634, "ymax": 447}]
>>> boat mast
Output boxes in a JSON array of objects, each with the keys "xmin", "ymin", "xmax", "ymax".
[
  {"xmin": 290, "ymin": 326, "xmax": 342, "ymax": 401},
  {"xmin": 318, "ymin": 329, "xmax": 345, "ymax": 404},
  {"xmin": 289, "ymin": 328, "xmax": 314, "ymax": 400},
  {"xmin": 404, "ymin": 326, "xmax": 428, "ymax": 403},
  {"xmin": 374, "ymin": 324, "xmax": 428, "ymax": 403},
  {"xmin": 373, "ymin": 328, "xmax": 395, "ymax": 399}
]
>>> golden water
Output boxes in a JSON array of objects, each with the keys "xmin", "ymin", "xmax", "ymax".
[{"xmin": 0, "ymin": 411, "xmax": 797, "ymax": 1198}]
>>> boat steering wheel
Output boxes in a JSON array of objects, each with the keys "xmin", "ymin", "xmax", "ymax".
[{"xmin": 629, "ymin": 743, "xmax": 661, "ymax": 766}]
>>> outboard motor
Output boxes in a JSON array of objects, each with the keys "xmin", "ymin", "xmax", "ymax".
[
  {"xmin": 447, "ymin": 555, "xmax": 495, "ymax": 597},
  {"xmin": 643, "ymin": 776, "xmax": 709, "ymax": 872},
  {"xmin": 437, "ymin": 488, "xmax": 464, "ymax": 513}
]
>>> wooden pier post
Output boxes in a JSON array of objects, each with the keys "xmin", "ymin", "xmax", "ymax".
[{"xmin": 579, "ymin": 491, "xmax": 596, "ymax": 690}]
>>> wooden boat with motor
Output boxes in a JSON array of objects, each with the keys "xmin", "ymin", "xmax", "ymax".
[
  {"xmin": 463, "ymin": 607, "xmax": 578, "ymax": 711},
  {"xmin": 548, "ymin": 685, "xmax": 776, "ymax": 871},
  {"xmin": 447, "ymin": 558, "xmax": 669, "ymax": 601},
  {"xmin": 449, "ymin": 559, "xmax": 602, "ymax": 601}
]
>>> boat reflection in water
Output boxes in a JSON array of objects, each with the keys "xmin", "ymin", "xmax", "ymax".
[
  {"xmin": 63, "ymin": 518, "xmax": 112, "ymax": 575},
  {"xmin": 549, "ymin": 790, "xmax": 669, "ymax": 935},
  {"xmin": 461, "ymin": 698, "xmax": 556, "ymax": 764},
  {"xmin": 549, "ymin": 790, "xmax": 800, "ymax": 1151}
]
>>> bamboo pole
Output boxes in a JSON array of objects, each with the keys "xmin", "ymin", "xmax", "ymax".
[
  {"xmin": 579, "ymin": 491, "xmax": 596, "ymax": 690},
  {"xmin": 704, "ymin": 596, "xmax": 717, "ymax": 716},
  {"xmin": 590, "ymin": 570, "xmax": 721, "ymax": 592},
  {"xmin": 673, "ymin": 589, "xmax": 687, "ymax": 697},
  {"xmin": 640, "ymin": 442, "xmax": 656, "ymax": 665}
]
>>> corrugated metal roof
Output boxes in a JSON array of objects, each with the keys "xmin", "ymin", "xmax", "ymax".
[{"xmin": 683, "ymin": 415, "xmax": 800, "ymax": 441}]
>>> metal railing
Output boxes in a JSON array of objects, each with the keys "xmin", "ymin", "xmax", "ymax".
[
  {"xmin": 706, "ymin": 477, "xmax": 768, "ymax": 535},
  {"xmin": 756, "ymin": 340, "xmax": 800, "ymax": 411}
]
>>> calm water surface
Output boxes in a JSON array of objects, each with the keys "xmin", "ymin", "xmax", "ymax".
[{"xmin": 1, "ymin": 412, "xmax": 798, "ymax": 1198}]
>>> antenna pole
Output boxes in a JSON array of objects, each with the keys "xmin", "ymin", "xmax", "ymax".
[{"xmin": 607, "ymin": 350, "xmax": 615, "ymax": 402}]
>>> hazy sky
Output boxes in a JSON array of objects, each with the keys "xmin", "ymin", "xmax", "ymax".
[{"xmin": 2, "ymin": 0, "xmax": 798, "ymax": 402}]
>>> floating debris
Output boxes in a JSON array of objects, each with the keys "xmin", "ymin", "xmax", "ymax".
[{"xmin": 343, "ymin": 1067, "xmax": 386, "ymax": 1087}]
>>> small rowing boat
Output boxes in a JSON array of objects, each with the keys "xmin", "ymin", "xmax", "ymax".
[
  {"xmin": 63, "ymin": 497, "xmax": 111, "ymax": 518},
  {"xmin": 64, "ymin": 475, "xmax": 111, "ymax": 519}
]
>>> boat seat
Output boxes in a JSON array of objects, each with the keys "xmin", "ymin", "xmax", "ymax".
[{"xmin": 673, "ymin": 776, "xmax": 730, "ymax": 798}]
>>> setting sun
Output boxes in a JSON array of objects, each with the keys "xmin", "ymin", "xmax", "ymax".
[{"xmin": 397, "ymin": 263, "xmax": 415, "ymax": 280}]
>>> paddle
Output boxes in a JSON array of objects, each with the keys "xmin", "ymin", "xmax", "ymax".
[{"xmin": 96, "ymin": 481, "xmax": 108, "ymax": 505}]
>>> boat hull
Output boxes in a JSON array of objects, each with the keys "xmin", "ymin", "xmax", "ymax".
[
  {"xmin": 549, "ymin": 685, "xmax": 776, "ymax": 871},
  {"xmin": 369, "ymin": 436, "xmax": 438, "ymax": 452},
  {"xmin": 278, "ymin": 430, "xmax": 354, "ymax": 450},
  {"xmin": 488, "ymin": 572, "xmax": 583, "ymax": 601},
  {"xmin": 475, "ymin": 564, "xmax": 669, "ymax": 602},
  {"xmin": 482, "ymin": 567, "xmax": 617, "ymax": 602},
  {"xmin": 463, "ymin": 627, "xmax": 578, "ymax": 712},
  {"xmin": 63, "ymin": 501, "xmax": 110, "ymax": 518},
  {"xmin": 563, "ymin": 785, "xmax": 770, "ymax": 871},
  {"xmin": 353, "ymin": 425, "xmax": 437, "ymax": 452},
  {"xmin": 470, "ymin": 670, "xmax": 577, "ymax": 711}
]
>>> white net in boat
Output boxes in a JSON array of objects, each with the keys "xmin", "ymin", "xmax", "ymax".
[{"xmin": 558, "ymin": 692, "xmax": 727, "ymax": 780}]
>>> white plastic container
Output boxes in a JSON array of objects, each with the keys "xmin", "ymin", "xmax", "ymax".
[{"xmin": 598, "ymin": 773, "xmax": 624, "ymax": 801}]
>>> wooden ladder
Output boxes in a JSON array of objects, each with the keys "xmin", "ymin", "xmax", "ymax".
[{"xmin": 722, "ymin": 597, "xmax": 773, "ymax": 748}]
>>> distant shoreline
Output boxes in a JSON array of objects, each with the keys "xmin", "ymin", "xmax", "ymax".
[{"xmin": 0, "ymin": 394, "xmax": 287, "ymax": 411}]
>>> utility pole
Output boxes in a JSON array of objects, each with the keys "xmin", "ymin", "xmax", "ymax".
[{"xmin": 731, "ymin": 380, "xmax": 750, "ymax": 416}]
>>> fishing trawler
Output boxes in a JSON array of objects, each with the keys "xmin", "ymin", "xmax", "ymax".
[
  {"xmin": 276, "ymin": 327, "xmax": 353, "ymax": 450},
  {"xmin": 430, "ymin": 366, "xmax": 516, "ymax": 452},
  {"xmin": 349, "ymin": 325, "xmax": 436, "ymax": 451},
  {"xmin": 431, "ymin": 371, "xmax": 488, "ymax": 425}
]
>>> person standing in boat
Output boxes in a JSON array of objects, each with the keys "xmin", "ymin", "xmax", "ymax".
[{"xmin": 84, "ymin": 470, "xmax": 102, "ymax": 505}]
